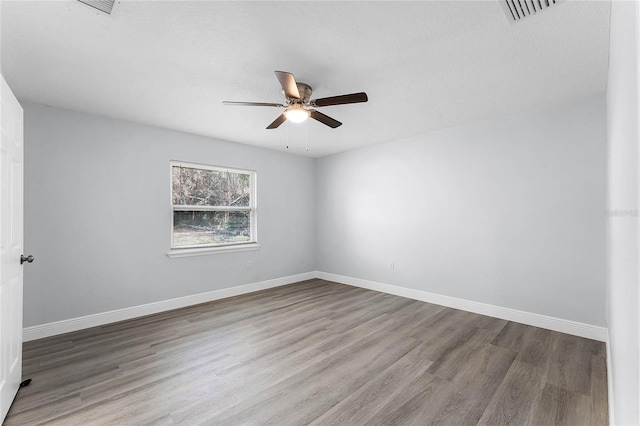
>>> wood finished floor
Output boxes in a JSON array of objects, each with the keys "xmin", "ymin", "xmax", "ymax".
[{"xmin": 5, "ymin": 279, "xmax": 608, "ymax": 425}]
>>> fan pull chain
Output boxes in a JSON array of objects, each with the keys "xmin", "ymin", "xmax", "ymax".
[{"xmin": 305, "ymin": 119, "xmax": 309, "ymax": 152}]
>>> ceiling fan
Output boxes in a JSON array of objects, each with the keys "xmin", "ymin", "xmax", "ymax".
[{"xmin": 223, "ymin": 71, "xmax": 368, "ymax": 129}]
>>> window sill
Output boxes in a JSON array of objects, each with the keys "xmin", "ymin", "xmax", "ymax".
[{"xmin": 167, "ymin": 243, "xmax": 260, "ymax": 258}]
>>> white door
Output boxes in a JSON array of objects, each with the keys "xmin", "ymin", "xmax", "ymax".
[{"xmin": 0, "ymin": 74, "xmax": 24, "ymax": 422}]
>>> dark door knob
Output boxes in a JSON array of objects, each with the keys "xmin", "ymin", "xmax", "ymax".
[{"xmin": 20, "ymin": 255, "xmax": 34, "ymax": 264}]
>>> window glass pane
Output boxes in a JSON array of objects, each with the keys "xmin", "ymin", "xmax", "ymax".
[
  {"xmin": 173, "ymin": 210, "xmax": 251, "ymax": 246},
  {"xmin": 172, "ymin": 166, "xmax": 250, "ymax": 207}
]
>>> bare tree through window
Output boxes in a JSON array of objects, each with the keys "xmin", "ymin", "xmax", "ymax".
[{"xmin": 171, "ymin": 163, "xmax": 255, "ymax": 247}]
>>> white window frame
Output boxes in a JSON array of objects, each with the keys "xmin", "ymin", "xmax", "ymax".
[{"xmin": 167, "ymin": 161, "xmax": 259, "ymax": 258}]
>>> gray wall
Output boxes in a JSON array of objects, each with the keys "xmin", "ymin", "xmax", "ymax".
[
  {"xmin": 23, "ymin": 103, "xmax": 316, "ymax": 327},
  {"xmin": 316, "ymin": 94, "xmax": 607, "ymax": 327},
  {"xmin": 23, "ymin": 94, "xmax": 608, "ymax": 332},
  {"xmin": 606, "ymin": 0, "xmax": 640, "ymax": 423}
]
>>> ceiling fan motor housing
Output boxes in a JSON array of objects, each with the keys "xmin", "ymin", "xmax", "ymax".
[{"xmin": 286, "ymin": 82, "xmax": 312, "ymax": 104}]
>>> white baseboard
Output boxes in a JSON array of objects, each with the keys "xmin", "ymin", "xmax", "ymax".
[
  {"xmin": 24, "ymin": 270, "xmax": 608, "ymax": 343},
  {"xmin": 22, "ymin": 271, "xmax": 317, "ymax": 341},
  {"xmin": 317, "ymin": 272, "xmax": 608, "ymax": 342}
]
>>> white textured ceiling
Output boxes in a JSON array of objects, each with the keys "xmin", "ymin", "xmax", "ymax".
[{"xmin": 1, "ymin": 0, "xmax": 610, "ymax": 157}]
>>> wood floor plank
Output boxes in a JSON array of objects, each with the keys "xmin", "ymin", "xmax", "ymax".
[
  {"xmin": 590, "ymin": 354, "xmax": 609, "ymax": 425},
  {"xmin": 361, "ymin": 370, "xmax": 445, "ymax": 426},
  {"xmin": 4, "ymin": 393, "xmax": 83, "ymax": 425},
  {"xmin": 324, "ymin": 294, "xmax": 414, "ymax": 333},
  {"xmin": 546, "ymin": 333, "xmax": 594, "ymax": 396},
  {"xmin": 47, "ymin": 355, "xmax": 227, "ymax": 425},
  {"xmin": 425, "ymin": 328, "xmax": 495, "ymax": 381},
  {"xmin": 4, "ymin": 280, "xmax": 608, "ymax": 426},
  {"xmin": 208, "ymin": 333, "xmax": 421, "ymax": 425},
  {"xmin": 173, "ymin": 328, "xmax": 401, "ymax": 424},
  {"xmin": 476, "ymin": 360, "xmax": 546, "ymax": 426},
  {"xmin": 516, "ymin": 326, "xmax": 555, "ymax": 367},
  {"xmin": 308, "ymin": 341, "xmax": 436, "ymax": 425},
  {"xmin": 491, "ymin": 321, "xmax": 534, "ymax": 352},
  {"xmin": 532, "ymin": 383, "xmax": 593, "ymax": 426},
  {"xmin": 368, "ymin": 342, "xmax": 515, "ymax": 426}
]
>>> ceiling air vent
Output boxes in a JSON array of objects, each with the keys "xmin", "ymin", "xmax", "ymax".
[
  {"xmin": 77, "ymin": 0, "xmax": 116, "ymax": 15},
  {"xmin": 500, "ymin": 0, "xmax": 560, "ymax": 22}
]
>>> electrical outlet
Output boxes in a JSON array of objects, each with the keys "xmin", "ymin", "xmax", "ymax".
[
  {"xmin": 390, "ymin": 262, "xmax": 395, "ymax": 270},
  {"xmin": 246, "ymin": 260, "xmax": 252, "ymax": 269}
]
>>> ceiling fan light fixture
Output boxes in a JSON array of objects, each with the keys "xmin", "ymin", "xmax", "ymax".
[
  {"xmin": 223, "ymin": 70, "xmax": 366, "ymax": 129},
  {"xmin": 284, "ymin": 105, "xmax": 309, "ymax": 123}
]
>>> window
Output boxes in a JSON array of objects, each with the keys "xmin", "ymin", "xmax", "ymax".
[{"xmin": 170, "ymin": 161, "xmax": 257, "ymax": 254}]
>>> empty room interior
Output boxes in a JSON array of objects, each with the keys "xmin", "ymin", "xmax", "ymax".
[{"xmin": 0, "ymin": 0, "xmax": 639, "ymax": 425}]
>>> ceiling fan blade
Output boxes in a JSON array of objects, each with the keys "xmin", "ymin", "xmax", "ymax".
[
  {"xmin": 312, "ymin": 92, "xmax": 368, "ymax": 107},
  {"xmin": 274, "ymin": 71, "xmax": 301, "ymax": 99},
  {"xmin": 223, "ymin": 101, "xmax": 284, "ymax": 107},
  {"xmin": 266, "ymin": 114, "xmax": 287, "ymax": 129},
  {"xmin": 309, "ymin": 110, "xmax": 342, "ymax": 128}
]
